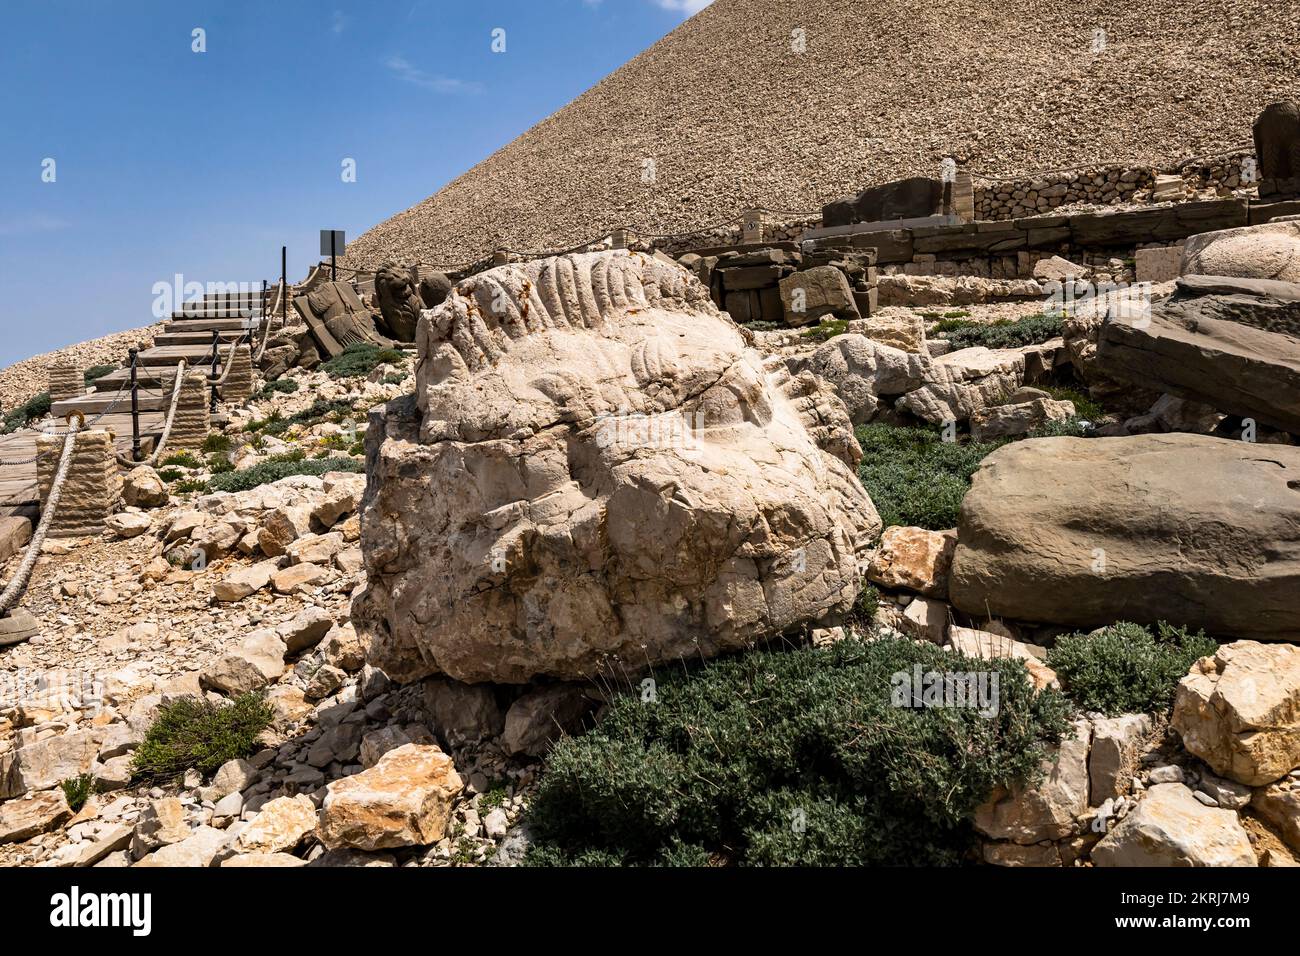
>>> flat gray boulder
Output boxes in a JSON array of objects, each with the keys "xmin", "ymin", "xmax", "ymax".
[
  {"xmin": 949, "ymin": 434, "xmax": 1300, "ymax": 637},
  {"xmin": 1097, "ymin": 277, "xmax": 1300, "ymax": 433}
]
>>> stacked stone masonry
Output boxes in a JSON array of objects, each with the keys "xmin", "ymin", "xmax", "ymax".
[
  {"xmin": 169, "ymin": 370, "xmax": 211, "ymax": 450},
  {"xmin": 47, "ymin": 361, "xmax": 84, "ymax": 405},
  {"xmin": 35, "ymin": 429, "xmax": 122, "ymax": 538},
  {"xmin": 221, "ymin": 344, "xmax": 254, "ymax": 405}
]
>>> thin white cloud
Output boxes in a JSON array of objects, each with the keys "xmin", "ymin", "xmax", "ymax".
[
  {"xmin": 652, "ymin": 0, "xmax": 715, "ymax": 14},
  {"xmin": 384, "ymin": 55, "xmax": 483, "ymax": 94},
  {"xmin": 0, "ymin": 214, "xmax": 70, "ymax": 237},
  {"xmin": 330, "ymin": 10, "xmax": 348, "ymax": 34}
]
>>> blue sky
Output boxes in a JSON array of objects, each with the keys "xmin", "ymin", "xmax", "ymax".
[{"xmin": 0, "ymin": 0, "xmax": 714, "ymax": 370}]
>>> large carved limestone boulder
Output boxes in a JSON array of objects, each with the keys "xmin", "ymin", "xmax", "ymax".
[
  {"xmin": 354, "ymin": 251, "xmax": 881, "ymax": 684},
  {"xmin": 1180, "ymin": 220, "xmax": 1300, "ymax": 283},
  {"xmin": 949, "ymin": 434, "xmax": 1300, "ymax": 637}
]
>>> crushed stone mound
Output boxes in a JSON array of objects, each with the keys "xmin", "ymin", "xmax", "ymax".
[{"xmin": 344, "ymin": 0, "xmax": 1300, "ymax": 271}]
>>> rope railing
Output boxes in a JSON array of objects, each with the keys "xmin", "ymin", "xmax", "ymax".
[
  {"xmin": 0, "ymin": 414, "xmax": 81, "ymax": 615},
  {"xmin": 114, "ymin": 360, "xmax": 187, "ymax": 468}
]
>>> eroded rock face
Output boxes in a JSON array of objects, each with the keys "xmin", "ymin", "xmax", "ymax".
[
  {"xmin": 949, "ymin": 434, "xmax": 1300, "ymax": 638},
  {"xmin": 1172, "ymin": 641, "xmax": 1300, "ymax": 786},
  {"xmin": 1180, "ymin": 220, "xmax": 1300, "ymax": 283},
  {"xmin": 1097, "ymin": 275, "xmax": 1300, "ymax": 433},
  {"xmin": 1091, "ymin": 783, "xmax": 1257, "ymax": 867},
  {"xmin": 355, "ymin": 251, "xmax": 880, "ymax": 684}
]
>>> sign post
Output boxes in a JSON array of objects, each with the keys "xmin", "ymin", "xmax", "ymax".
[{"xmin": 320, "ymin": 230, "xmax": 346, "ymax": 281}]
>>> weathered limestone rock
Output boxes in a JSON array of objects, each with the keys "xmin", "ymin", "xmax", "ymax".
[
  {"xmin": 258, "ymin": 504, "xmax": 314, "ymax": 557},
  {"xmin": 1091, "ymin": 783, "xmax": 1256, "ymax": 867},
  {"xmin": 1252, "ymin": 781, "xmax": 1300, "ymax": 853},
  {"xmin": 0, "ymin": 729, "xmax": 102, "ymax": 799},
  {"xmin": 848, "ymin": 314, "xmax": 925, "ymax": 352},
  {"xmin": 421, "ymin": 678, "xmax": 505, "ymax": 744},
  {"xmin": 1172, "ymin": 641, "xmax": 1300, "ymax": 786},
  {"xmin": 275, "ymin": 606, "xmax": 334, "ymax": 655},
  {"xmin": 355, "ymin": 251, "xmax": 880, "ymax": 684},
  {"xmin": 982, "ymin": 842, "xmax": 1062, "ymax": 867},
  {"xmin": 1181, "ymin": 220, "xmax": 1300, "ymax": 282},
  {"xmin": 232, "ymin": 795, "xmax": 317, "ymax": 855},
  {"xmin": 0, "ymin": 515, "xmax": 33, "ymax": 564},
  {"xmin": 946, "ymin": 625, "xmax": 1057, "ymax": 692},
  {"xmin": 949, "ymin": 435, "xmax": 1300, "ymax": 638},
  {"xmin": 866, "ymin": 526, "xmax": 955, "ymax": 597},
  {"xmin": 220, "ymin": 852, "xmax": 307, "ymax": 867},
  {"xmin": 801, "ymin": 334, "xmax": 928, "ymax": 424},
  {"xmin": 899, "ymin": 596, "xmax": 948, "ymax": 644},
  {"xmin": 895, "ymin": 347, "xmax": 1025, "ymax": 425},
  {"xmin": 273, "ymin": 562, "xmax": 327, "ymax": 594},
  {"xmin": 169, "ymin": 370, "xmax": 211, "ymax": 450},
  {"xmin": 131, "ymin": 797, "xmax": 190, "ymax": 855},
  {"xmin": 105, "ymin": 511, "xmax": 151, "ymax": 539},
  {"xmin": 135, "ymin": 825, "xmax": 228, "ymax": 867},
  {"xmin": 1089, "ymin": 714, "xmax": 1154, "ymax": 804},
  {"xmin": 36, "ymin": 429, "xmax": 122, "ymax": 537},
  {"xmin": 779, "ymin": 266, "xmax": 859, "ymax": 327},
  {"xmin": 1032, "ymin": 256, "xmax": 1088, "ymax": 283},
  {"xmin": 501, "ymin": 684, "xmax": 596, "ymax": 756},
  {"xmin": 199, "ymin": 630, "xmax": 287, "ymax": 695},
  {"xmin": 973, "ymin": 719, "xmax": 1091, "ymax": 844},
  {"xmin": 318, "ymin": 744, "xmax": 464, "ymax": 850},
  {"xmin": 1097, "ymin": 275, "xmax": 1300, "ymax": 433},
  {"xmin": 212, "ymin": 559, "xmax": 278, "ymax": 602},
  {"xmin": 287, "ymin": 531, "xmax": 345, "ymax": 566},
  {"xmin": 969, "ymin": 396, "xmax": 1075, "ymax": 441},
  {"xmin": 0, "ymin": 790, "xmax": 71, "ymax": 844}
]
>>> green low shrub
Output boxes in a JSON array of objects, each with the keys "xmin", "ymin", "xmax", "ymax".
[
  {"xmin": 60, "ymin": 773, "xmax": 97, "ymax": 812},
  {"xmin": 937, "ymin": 313, "xmax": 1063, "ymax": 351},
  {"xmin": 157, "ymin": 467, "xmax": 183, "ymax": 483},
  {"xmin": 1048, "ymin": 622, "xmax": 1218, "ymax": 716},
  {"xmin": 83, "ymin": 364, "xmax": 117, "ymax": 386},
  {"xmin": 799, "ymin": 317, "xmax": 851, "ymax": 343},
  {"xmin": 204, "ymin": 455, "xmax": 362, "ymax": 493},
  {"xmin": 131, "ymin": 694, "xmax": 274, "ymax": 783},
  {"xmin": 0, "ymin": 392, "xmax": 51, "ymax": 434},
  {"xmin": 321, "ymin": 343, "xmax": 407, "ymax": 379},
  {"xmin": 201, "ymin": 432, "xmax": 232, "ymax": 455},
  {"xmin": 257, "ymin": 378, "xmax": 300, "ymax": 398},
  {"xmin": 525, "ymin": 637, "xmax": 1069, "ymax": 866},
  {"xmin": 248, "ymin": 399, "xmax": 354, "ymax": 437},
  {"xmin": 855, "ymin": 424, "xmax": 1004, "ymax": 530},
  {"xmin": 161, "ymin": 450, "xmax": 201, "ymax": 468}
]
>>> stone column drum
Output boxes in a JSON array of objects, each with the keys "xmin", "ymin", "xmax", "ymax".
[
  {"xmin": 168, "ymin": 370, "xmax": 211, "ymax": 449},
  {"xmin": 220, "ymin": 344, "xmax": 254, "ymax": 405},
  {"xmin": 47, "ymin": 360, "xmax": 84, "ymax": 404},
  {"xmin": 36, "ymin": 429, "xmax": 122, "ymax": 538}
]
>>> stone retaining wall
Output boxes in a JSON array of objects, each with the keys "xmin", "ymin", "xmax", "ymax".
[{"xmin": 973, "ymin": 153, "xmax": 1256, "ymax": 221}]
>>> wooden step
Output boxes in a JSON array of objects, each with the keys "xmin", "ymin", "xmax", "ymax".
[
  {"xmin": 135, "ymin": 345, "xmax": 228, "ymax": 367},
  {"xmin": 155, "ymin": 329, "xmax": 253, "ymax": 346},
  {"xmin": 51, "ymin": 389, "xmax": 169, "ymax": 416},
  {"xmin": 163, "ymin": 317, "xmax": 254, "ymax": 332}
]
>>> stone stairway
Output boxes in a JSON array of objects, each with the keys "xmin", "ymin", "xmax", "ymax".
[{"xmin": 51, "ymin": 286, "xmax": 277, "ymax": 417}]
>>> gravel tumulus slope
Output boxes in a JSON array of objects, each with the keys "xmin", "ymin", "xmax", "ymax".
[{"xmin": 344, "ymin": 0, "xmax": 1300, "ymax": 271}]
